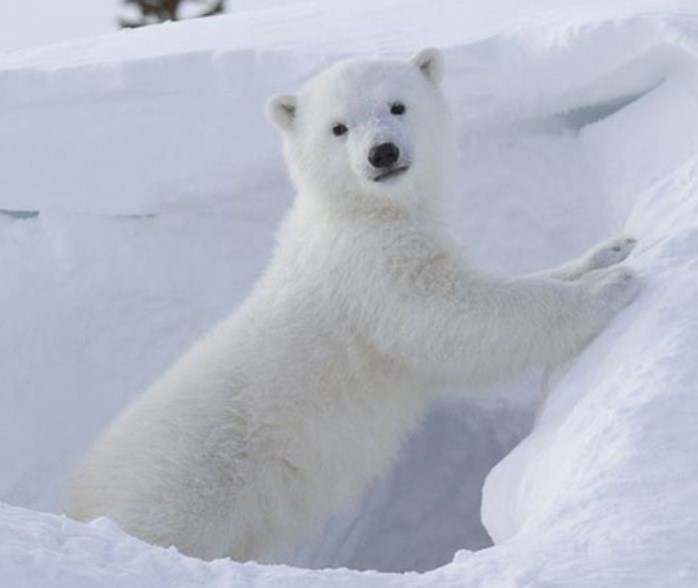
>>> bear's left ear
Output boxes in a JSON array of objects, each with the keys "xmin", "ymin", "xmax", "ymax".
[
  {"xmin": 266, "ymin": 94, "xmax": 297, "ymax": 132},
  {"xmin": 411, "ymin": 48, "xmax": 444, "ymax": 85}
]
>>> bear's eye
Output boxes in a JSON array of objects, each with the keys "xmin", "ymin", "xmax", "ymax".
[
  {"xmin": 332, "ymin": 123, "xmax": 348, "ymax": 137},
  {"xmin": 390, "ymin": 102, "xmax": 406, "ymax": 115}
]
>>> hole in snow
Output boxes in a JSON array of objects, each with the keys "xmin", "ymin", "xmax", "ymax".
[{"xmin": 294, "ymin": 392, "xmax": 538, "ymax": 572}]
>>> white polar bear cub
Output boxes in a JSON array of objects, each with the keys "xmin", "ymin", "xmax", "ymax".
[{"xmin": 68, "ymin": 49, "xmax": 640, "ymax": 563}]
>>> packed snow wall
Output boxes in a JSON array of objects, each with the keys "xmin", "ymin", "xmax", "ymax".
[{"xmin": 2, "ymin": 1, "xmax": 698, "ymax": 586}]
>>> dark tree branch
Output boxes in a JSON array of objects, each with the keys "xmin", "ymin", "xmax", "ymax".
[
  {"xmin": 196, "ymin": 0, "xmax": 225, "ymax": 18},
  {"xmin": 120, "ymin": 0, "xmax": 227, "ymax": 29}
]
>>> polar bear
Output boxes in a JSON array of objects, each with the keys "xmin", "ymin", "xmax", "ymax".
[{"xmin": 68, "ymin": 49, "xmax": 639, "ymax": 563}]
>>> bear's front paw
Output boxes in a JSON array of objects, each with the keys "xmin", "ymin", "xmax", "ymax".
[
  {"xmin": 583, "ymin": 236, "xmax": 637, "ymax": 274},
  {"xmin": 585, "ymin": 265, "xmax": 641, "ymax": 314}
]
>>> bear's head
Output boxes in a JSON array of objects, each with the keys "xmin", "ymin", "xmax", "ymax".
[{"xmin": 266, "ymin": 49, "xmax": 448, "ymax": 213}]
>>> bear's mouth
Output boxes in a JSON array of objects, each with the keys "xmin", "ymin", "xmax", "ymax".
[{"xmin": 373, "ymin": 166, "xmax": 409, "ymax": 182}]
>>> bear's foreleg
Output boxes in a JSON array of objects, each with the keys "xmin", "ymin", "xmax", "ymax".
[
  {"xmin": 363, "ymin": 262, "xmax": 639, "ymax": 386},
  {"xmin": 535, "ymin": 236, "xmax": 637, "ymax": 281}
]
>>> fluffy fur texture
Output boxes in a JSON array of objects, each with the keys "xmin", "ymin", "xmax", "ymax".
[{"xmin": 68, "ymin": 49, "xmax": 640, "ymax": 562}]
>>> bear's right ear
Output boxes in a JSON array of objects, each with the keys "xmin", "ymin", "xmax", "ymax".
[{"xmin": 266, "ymin": 94, "xmax": 297, "ymax": 132}]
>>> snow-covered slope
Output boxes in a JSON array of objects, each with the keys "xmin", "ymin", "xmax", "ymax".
[{"xmin": 2, "ymin": 0, "xmax": 698, "ymax": 585}]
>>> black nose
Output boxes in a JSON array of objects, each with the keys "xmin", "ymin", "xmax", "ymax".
[{"xmin": 368, "ymin": 143, "xmax": 400, "ymax": 169}]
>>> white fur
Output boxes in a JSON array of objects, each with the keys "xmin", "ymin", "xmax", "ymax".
[{"xmin": 68, "ymin": 50, "xmax": 640, "ymax": 562}]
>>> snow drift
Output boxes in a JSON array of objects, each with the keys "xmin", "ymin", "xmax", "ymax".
[{"xmin": 2, "ymin": 0, "xmax": 698, "ymax": 585}]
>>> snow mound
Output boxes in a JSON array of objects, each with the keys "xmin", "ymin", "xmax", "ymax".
[{"xmin": 2, "ymin": 1, "xmax": 698, "ymax": 585}]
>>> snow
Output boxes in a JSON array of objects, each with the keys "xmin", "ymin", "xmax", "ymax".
[
  {"xmin": 2, "ymin": 0, "xmax": 698, "ymax": 585},
  {"xmin": 0, "ymin": 1, "xmax": 118, "ymax": 51}
]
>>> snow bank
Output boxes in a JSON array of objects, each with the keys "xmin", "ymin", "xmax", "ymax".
[
  {"xmin": 2, "ymin": 0, "xmax": 698, "ymax": 585},
  {"xmin": 1, "ymin": 1, "xmax": 694, "ymax": 216}
]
